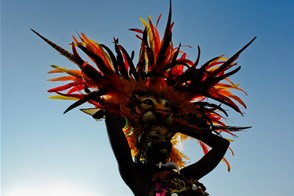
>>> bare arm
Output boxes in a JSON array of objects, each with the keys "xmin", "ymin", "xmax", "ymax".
[
  {"xmin": 174, "ymin": 120, "xmax": 230, "ymax": 180},
  {"xmin": 105, "ymin": 114, "xmax": 136, "ymax": 183}
]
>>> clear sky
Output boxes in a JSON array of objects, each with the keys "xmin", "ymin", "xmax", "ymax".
[{"xmin": 1, "ymin": 0, "xmax": 294, "ymax": 195}]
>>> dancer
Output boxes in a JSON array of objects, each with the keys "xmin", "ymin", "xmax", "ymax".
[{"xmin": 33, "ymin": 3, "xmax": 254, "ymax": 195}]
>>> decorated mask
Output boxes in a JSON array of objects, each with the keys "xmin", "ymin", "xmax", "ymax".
[{"xmin": 139, "ymin": 124, "xmax": 173, "ymax": 163}]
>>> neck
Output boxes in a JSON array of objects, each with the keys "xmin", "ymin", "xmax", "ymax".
[{"xmin": 141, "ymin": 160, "xmax": 180, "ymax": 174}]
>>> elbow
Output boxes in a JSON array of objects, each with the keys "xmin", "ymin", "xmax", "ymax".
[
  {"xmin": 208, "ymin": 133, "xmax": 230, "ymax": 149},
  {"xmin": 217, "ymin": 137, "xmax": 230, "ymax": 150},
  {"xmin": 223, "ymin": 138, "xmax": 230, "ymax": 147},
  {"xmin": 213, "ymin": 138, "xmax": 230, "ymax": 158}
]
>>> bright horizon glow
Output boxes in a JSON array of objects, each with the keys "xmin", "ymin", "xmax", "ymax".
[{"xmin": 5, "ymin": 181, "xmax": 99, "ymax": 196}]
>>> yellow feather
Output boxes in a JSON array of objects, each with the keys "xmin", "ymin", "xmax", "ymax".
[
  {"xmin": 139, "ymin": 17, "xmax": 149, "ymax": 28},
  {"xmin": 49, "ymin": 95, "xmax": 79, "ymax": 100},
  {"xmin": 50, "ymin": 65, "xmax": 82, "ymax": 79}
]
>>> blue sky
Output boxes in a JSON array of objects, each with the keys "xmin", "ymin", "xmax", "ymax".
[{"xmin": 1, "ymin": 0, "xmax": 294, "ymax": 195}]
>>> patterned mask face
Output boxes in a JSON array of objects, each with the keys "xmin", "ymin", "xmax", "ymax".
[
  {"xmin": 141, "ymin": 125, "xmax": 173, "ymax": 163},
  {"xmin": 144, "ymin": 124, "xmax": 173, "ymax": 143},
  {"xmin": 132, "ymin": 94, "xmax": 173, "ymax": 127}
]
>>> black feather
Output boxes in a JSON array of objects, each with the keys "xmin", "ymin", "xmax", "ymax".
[
  {"xmin": 100, "ymin": 44, "xmax": 119, "ymax": 74},
  {"xmin": 77, "ymin": 45, "xmax": 110, "ymax": 74},
  {"xmin": 193, "ymin": 45, "xmax": 201, "ymax": 68},
  {"xmin": 114, "ymin": 39, "xmax": 129, "ymax": 79},
  {"xmin": 118, "ymin": 45, "xmax": 139, "ymax": 80},
  {"xmin": 63, "ymin": 90, "xmax": 106, "ymax": 114},
  {"xmin": 31, "ymin": 29, "xmax": 83, "ymax": 68},
  {"xmin": 82, "ymin": 63, "xmax": 103, "ymax": 81},
  {"xmin": 212, "ymin": 37, "xmax": 256, "ymax": 77}
]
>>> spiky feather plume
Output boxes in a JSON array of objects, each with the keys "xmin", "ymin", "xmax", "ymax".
[{"xmin": 32, "ymin": 4, "xmax": 254, "ymax": 170}]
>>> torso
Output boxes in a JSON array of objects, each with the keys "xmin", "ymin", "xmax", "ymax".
[{"xmin": 125, "ymin": 163, "xmax": 208, "ymax": 196}]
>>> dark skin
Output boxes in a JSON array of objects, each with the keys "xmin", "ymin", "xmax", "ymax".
[{"xmin": 105, "ymin": 113, "xmax": 229, "ymax": 196}]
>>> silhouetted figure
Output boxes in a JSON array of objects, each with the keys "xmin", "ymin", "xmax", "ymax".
[{"xmin": 105, "ymin": 94, "xmax": 229, "ymax": 195}]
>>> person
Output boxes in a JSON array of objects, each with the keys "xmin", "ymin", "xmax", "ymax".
[
  {"xmin": 105, "ymin": 100, "xmax": 230, "ymax": 195},
  {"xmin": 33, "ymin": 2, "xmax": 254, "ymax": 195}
]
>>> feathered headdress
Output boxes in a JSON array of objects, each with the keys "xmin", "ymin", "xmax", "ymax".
[{"xmin": 32, "ymin": 3, "xmax": 254, "ymax": 170}]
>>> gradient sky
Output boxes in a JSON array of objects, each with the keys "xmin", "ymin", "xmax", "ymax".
[{"xmin": 2, "ymin": 0, "xmax": 294, "ymax": 195}]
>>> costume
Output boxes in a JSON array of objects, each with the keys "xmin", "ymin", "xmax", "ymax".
[
  {"xmin": 151, "ymin": 165, "xmax": 209, "ymax": 196},
  {"xmin": 32, "ymin": 2, "xmax": 254, "ymax": 191}
]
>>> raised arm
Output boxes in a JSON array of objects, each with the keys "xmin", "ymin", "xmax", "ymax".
[
  {"xmin": 105, "ymin": 114, "xmax": 135, "ymax": 181},
  {"xmin": 174, "ymin": 120, "xmax": 230, "ymax": 180}
]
